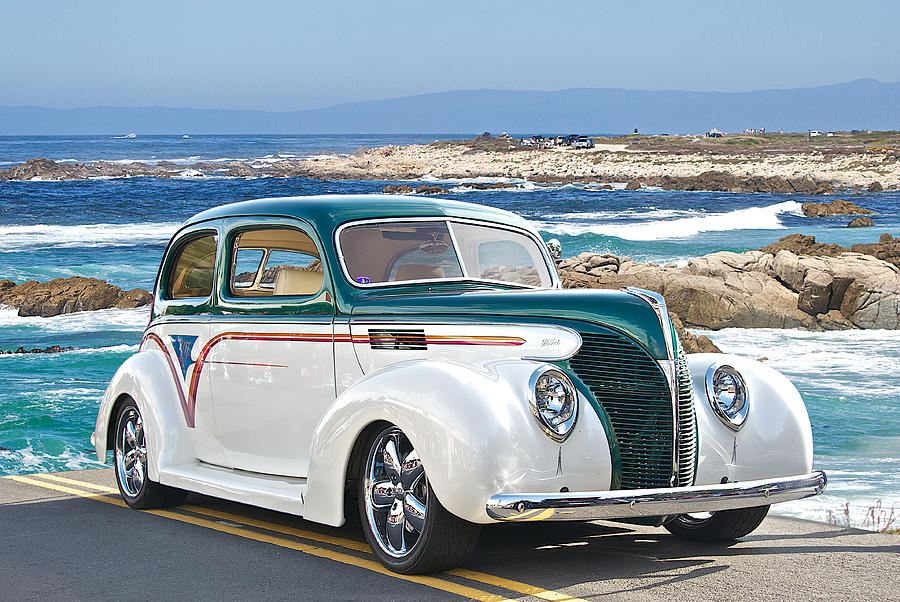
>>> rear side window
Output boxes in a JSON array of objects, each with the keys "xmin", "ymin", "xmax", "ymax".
[
  {"xmin": 166, "ymin": 234, "xmax": 217, "ymax": 299},
  {"xmin": 228, "ymin": 228, "xmax": 323, "ymax": 297}
]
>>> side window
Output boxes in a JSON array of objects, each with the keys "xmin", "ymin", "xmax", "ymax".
[
  {"xmin": 229, "ymin": 228, "xmax": 323, "ymax": 297},
  {"xmin": 166, "ymin": 234, "xmax": 217, "ymax": 299}
]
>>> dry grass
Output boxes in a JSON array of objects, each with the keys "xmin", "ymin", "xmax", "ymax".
[{"xmin": 827, "ymin": 500, "xmax": 898, "ymax": 533}]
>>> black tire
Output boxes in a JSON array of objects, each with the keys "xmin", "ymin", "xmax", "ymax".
[
  {"xmin": 358, "ymin": 425, "xmax": 480, "ymax": 574},
  {"xmin": 113, "ymin": 398, "xmax": 187, "ymax": 509},
  {"xmin": 664, "ymin": 505, "xmax": 770, "ymax": 541}
]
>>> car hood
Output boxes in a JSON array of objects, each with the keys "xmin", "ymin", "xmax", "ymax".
[{"xmin": 349, "ymin": 287, "xmax": 668, "ymax": 359}]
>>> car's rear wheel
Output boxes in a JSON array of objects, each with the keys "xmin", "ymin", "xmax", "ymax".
[
  {"xmin": 358, "ymin": 425, "xmax": 480, "ymax": 574},
  {"xmin": 113, "ymin": 398, "xmax": 187, "ymax": 509},
  {"xmin": 663, "ymin": 505, "xmax": 769, "ymax": 541}
]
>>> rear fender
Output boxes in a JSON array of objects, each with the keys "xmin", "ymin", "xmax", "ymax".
[{"xmin": 95, "ymin": 350, "xmax": 196, "ymax": 482}]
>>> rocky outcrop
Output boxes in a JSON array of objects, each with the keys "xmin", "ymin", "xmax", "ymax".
[
  {"xmin": 868, "ymin": 181, "xmax": 884, "ymax": 192},
  {"xmin": 413, "ymin": 184, "xmax": 451, "ymax": 195},
  {"xmin": 758, "ymin": 233, "xmax": 847, "ymax": 257},
  {"xmin": 759, "ymin": 233, "xmax": 900, "ymax": 268},
  {"xmin": 645, "ymin": 171, "xmax": 835, "ymax": 195},
  {"xmin": 381, "ymin": 184, "xmax": 413, "ymax": 194},
  {"xmin": 851, "ymin": 234, "xmax": 900, "ymax": 268},
  {"xmin": 0, "ymin": 345, "xmax": 75, "ymax": 354},
  {"xmin": 0, "ymin": 277, "xmax": 151, "ymax": 317},
  {"xmin": 847, "ymin": 217, "xmax": 874, "ymax": 227},
  {"xmin": 380, "ymin": 184, "xmax": 451, "ymax": 195},
  {"xmin": 558, "ymin": 247, "xmax": 900, "ymax": 330},
  {"xmin": 801, "ymin": 199, "xmax": 878, "ymax": 217}
]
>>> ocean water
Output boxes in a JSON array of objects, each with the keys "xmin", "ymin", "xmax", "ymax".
[{"xmin": 1, "ymin": 134, "xmax": 898, "ymax": 528}]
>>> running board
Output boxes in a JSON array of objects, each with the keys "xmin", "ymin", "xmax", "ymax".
[{"xmin": 160, "ymin": 462, "xmax": 307, "ymax": 516}]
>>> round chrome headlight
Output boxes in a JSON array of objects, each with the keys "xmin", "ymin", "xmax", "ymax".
[
  {"xmin": 528, "ymin": 367, "xmax": 578, "ymax": 442},
  {"xmin": 705, "ymin": 364, "xmax": 749, "ymax": 431}
]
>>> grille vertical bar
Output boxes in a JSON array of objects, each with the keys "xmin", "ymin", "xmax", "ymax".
[
  {"xmin": 568, "ymin": 330, "xmax": 675, "ymax": 489},
  {"xmin": 675, "ymin": 353, "xmax": 697, "ymax": 487}
]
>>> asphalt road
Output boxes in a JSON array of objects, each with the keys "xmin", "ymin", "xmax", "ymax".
[{"xmin": 1, "ymin": 469, "xmax": 898, "ymax": 601}]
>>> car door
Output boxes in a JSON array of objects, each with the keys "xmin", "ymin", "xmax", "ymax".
[{"xmin": 205, "ymin": 217, "xmax": 336, "ymax": 477}]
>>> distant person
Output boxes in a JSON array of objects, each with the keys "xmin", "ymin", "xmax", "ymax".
[{"xmin": 633, "ymin": 128, "xmax": 638, "ymax": 134}]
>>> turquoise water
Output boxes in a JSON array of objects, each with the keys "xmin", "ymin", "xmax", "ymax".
[{"xmin": 1, "ymin": 134, "xmax": 898, "ymax": 526}]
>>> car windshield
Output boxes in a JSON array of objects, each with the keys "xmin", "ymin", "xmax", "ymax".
[{"xmin": 339, "ymin": 219, "xmax": 554, "ymax": 288}]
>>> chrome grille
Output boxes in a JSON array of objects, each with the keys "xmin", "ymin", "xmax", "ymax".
[
  {"xmin": 568, "ymin": 330, "xmax": 675, "ymax": 489},
  {"xmin": 675, "ymin": 352, "xmax": 697, "ymax": 487}
]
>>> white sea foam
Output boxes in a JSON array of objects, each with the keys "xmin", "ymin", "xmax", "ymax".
[
  {"xmin": 533, "ymin": 200, "xmax": 803, "ymax": 240},
  {"xmin": 0, "ymin": 444, "xmax": 104, "ymax": 474},
  {"xmin": 0, "ymin": 306, "xmax": 149, "ymax": 333},
  {"xmin": 0, "ymin": 222, "xmax": 180, "ymax": 251},
  {"xmin": 699, "ymin": 327, "xmax": 900, "ymax": 394}
]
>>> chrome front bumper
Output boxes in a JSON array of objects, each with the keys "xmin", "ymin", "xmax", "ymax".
[{"xmin": 486, "ymin": 471, "xmax": 827, "ymax": 522}]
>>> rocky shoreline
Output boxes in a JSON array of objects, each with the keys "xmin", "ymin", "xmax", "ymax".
[
  {"xmin": 2, "ymin": 138, "xmax": 898, "ymax": 193},
  {"xmin": 559, "ymin": 233, "xmax": 900, "ymax": 332},
  {"xmin": 0, "ymin": 277, "xmax": 151, "ymax": 317}
]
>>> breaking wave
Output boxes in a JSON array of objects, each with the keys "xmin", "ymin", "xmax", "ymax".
[
  {"xmin": 0, "ymin": 222, "xmax": 180, "ymax": 251},
  {"xmin": 533, "ymin": 200, "xmax": 803, "ymax": 241}
]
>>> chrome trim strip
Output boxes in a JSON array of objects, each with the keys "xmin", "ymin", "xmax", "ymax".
[{"xmin": 486, "ymin": 471, "xmax": 827, "ymax": 522}]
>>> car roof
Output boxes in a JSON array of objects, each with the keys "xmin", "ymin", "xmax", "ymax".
[{"xmin": 184, "ymin": 194, "xmax": 532, "ymax": 233}]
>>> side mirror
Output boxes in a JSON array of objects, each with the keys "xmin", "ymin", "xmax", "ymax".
[{"xmin": 546, "ymin": 238, "xmax": 561, "ymax": 261}]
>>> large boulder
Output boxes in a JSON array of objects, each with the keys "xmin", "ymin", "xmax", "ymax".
[
  {"xmin": 801, "ymin": 199, "xmax": 878, "ymax": 217},
  {"xmin": 0, "ymin": 277, "xmax": 151, "ymax": 317}
]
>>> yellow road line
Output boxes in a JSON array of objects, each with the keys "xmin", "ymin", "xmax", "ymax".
[
  {"xmin": 8, "ymin": 475, "xmax": 510, "ymax": 602},
  {"xmin": 448, "ymin": 569, "xmax": 586, "ymax": 602},
  {"xmin": 34, "ymin": 473, "xmax": 119, "ymax": 493},
  {"xmin": 23, "ymin": 473, "xmax": 588, "ymax": 602}
]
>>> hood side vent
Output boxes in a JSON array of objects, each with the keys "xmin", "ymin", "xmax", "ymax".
[{"xmin": 368, "ymin": 329, "xmax": 427, "ymax": 351}]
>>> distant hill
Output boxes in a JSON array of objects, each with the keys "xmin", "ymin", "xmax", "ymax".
[{"xmin": 1, "ymin": 79, "xmax": 897, "ymax": 135}]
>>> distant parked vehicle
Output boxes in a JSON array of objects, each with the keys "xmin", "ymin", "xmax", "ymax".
[
  {"xmin": 572, "ymin": 136, "xmax": 595, "ymax": 149},
  {"xmin": 554, "ymin": 136, "xmax": 567, "ymax": 146},
  {"xmin": 565, "ymin": 134, "xmax": 579, "ymax": 145}
]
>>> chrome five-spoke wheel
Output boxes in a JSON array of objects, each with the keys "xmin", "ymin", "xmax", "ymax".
[
  {"xmin": 364, "ymin": 427, "xmax": 428, "ymax": 557},
  {"xmin": 112, "ymin": 398, "xmax": 187, "ymax": 509},
  {"xmin": 116, "ymin": 405, "xmax": 147, "ymax": 498},
  {"xmin": 358, "ymin": 425, "xmax": 480, "ymax": 574}
]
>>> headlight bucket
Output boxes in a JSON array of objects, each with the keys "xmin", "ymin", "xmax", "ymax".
[
  {"xmin": 705, "ymin": 363, "xmax": 749, "ymax": 431},
  {"xmin": 528, "ymin": 366, "xmax": 578, "ymax": 442}
]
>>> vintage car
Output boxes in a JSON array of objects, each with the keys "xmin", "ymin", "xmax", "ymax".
[{"xmin": 93, "ymin": 195, "xmax": 826, "ymax": 574}]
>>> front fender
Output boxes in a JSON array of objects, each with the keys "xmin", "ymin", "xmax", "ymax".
[
  {"xmin": 304, "ymin": 359, "xmax": 612, "ymax": 526},
  {"xmin": 94, "ymin": 350, "xmax": 196, "ymax": 482},
  {"xmin": 689, "ymin": 353, "xmax": 814, "ymax": 486}
]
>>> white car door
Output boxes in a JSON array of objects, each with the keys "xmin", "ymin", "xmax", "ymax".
[{"xmin": 205, "ymin": 220, "xmax": 336, "ymax": 477}]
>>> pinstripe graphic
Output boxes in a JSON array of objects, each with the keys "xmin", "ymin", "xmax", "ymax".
[
  {"xmin": 141, "ymin": 332, "xmax": 195, "ymax": 427},
  {"xmin": 142, "ymin": 328, "xmax": 526, "ymax": 426}
]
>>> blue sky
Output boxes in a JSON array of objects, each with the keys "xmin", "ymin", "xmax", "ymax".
[{"xmin": 2, "ymin": 0, "xmax": 898, "ymax": 110}]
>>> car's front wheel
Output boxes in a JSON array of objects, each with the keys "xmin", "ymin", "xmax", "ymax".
[
  {"xmin": 113, "ymin": 398, "xmax": 187, "ymax": 509},
  {"xmin": 663, "ymin": 505, "xmax": 769, "ymax": 541},
  {"xmin": 358, "ymin": 425, "xmax": 480, "ymax": 574}
]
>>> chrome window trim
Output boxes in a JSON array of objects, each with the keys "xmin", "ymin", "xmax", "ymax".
[
  {"xmin": 221, "ymin": 223, "xmax": 326, "ymax": 302},
  {"xmin": 160, "ymin": 228, "xmax": 220, "ymax": 304},
  {"xmin": 334, "ymin": 216, "xmax": 560, "ymax": 290}
]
